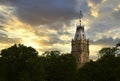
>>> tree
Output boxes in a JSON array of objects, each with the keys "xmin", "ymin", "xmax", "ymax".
[
  {"xmin": 77, "ymin": 60, "xmax": 98, "ymax": 81},
  {"xmin": 77, "ymin": 57, "xmax": 120, "ymax": 81},
  {"xmin": 116, "ymin": 42, "xmax": 120, "ymax": 47},
  {"xmin": 0, "ymin": 44, "xmax": 45, "ymax": 81},
  {"xmin": 98, "ymin": 47, "xmax": 117, "ymax": 58},
  {"xmin": 77, "ymin": 46, "xmax": 120, "ymax": 81},
  {"xmin": 43, "ymin": 51, "xmax": 77, "ymax": 81},
  {"xmin": 115, "ymin": 65, "xmax": 120, "ymax": 81},
  {"xmin": 0, "ymin": 58, "xmax": 8, "ymax": 81}
]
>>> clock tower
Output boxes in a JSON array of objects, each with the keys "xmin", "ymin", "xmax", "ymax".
[{"xmin": 71, "ymin": 11, "xmax": 89, "ymax": 67}]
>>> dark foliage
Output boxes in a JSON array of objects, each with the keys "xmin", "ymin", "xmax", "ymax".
[
  {"xmin": 0, "ymin": 44, "xmax": 77, "ymax": 81},
  {"xmin": 42, "ymin": 51, "xmax": 77, "ymax": 81},
  {"xmin": 0, "ymin": 44, "xmax": 120, "ymax": 81},
  {"xmin": 78, "ymin": 47, "xmax": 120, "ymax": 81},
  {"xmin": 0, "ymin": 44, "xmax": 45, "ymax": 81}
]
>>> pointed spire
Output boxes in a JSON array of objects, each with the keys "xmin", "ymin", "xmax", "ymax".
[
  {"xmin": 74, "ymin": 10, "xmax": 87, "ymax": 40},
  {"xmin": 79, "ymin": 10, "xmax": 83, "ymax": 26}
]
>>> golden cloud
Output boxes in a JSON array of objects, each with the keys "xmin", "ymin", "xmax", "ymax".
[
  {"xmin": 0, "ymin": 5, "xmax": 50, "ymax": 54},
  {"xmin": 88, "ymin": 1, "xmax": 99, "ymax": 18},
  {"xmin": 114, "ymin": 4, "xmax": 120, "ymax": 12}
]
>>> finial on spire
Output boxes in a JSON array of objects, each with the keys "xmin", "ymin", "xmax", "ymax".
[{"xmin": 79, "ymin": 10, "xmax": 83, "ymax": 26}]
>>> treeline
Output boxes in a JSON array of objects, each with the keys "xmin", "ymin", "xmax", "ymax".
[
  {"xmin": 78, "ymin": 47, "xmax": 120, "ymax": 81},
  {"xmin": 0, "ymin": 44, "xmax": 120, "ymax": 81},
  {"xmin": 0, "ymin": 44, "xmax": 77, "ymax": 81}
]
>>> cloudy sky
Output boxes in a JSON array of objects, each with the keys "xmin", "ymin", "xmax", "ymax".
[{"xmin": 0, "ymin": 0, "xmax": 120, "ymax": 60}]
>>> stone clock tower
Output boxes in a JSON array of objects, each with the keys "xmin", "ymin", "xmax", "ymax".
[{"xmin": 71, "ymin": 11, "xmax": 89, "ymax": 67}]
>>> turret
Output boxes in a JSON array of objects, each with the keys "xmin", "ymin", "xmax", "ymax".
[
  {"xmin": 74, "ymin": 25, "xmax": 86, "ymax": 40},
  {"xmin": 71, "ymin": 11, "xmax": 89, "ymax": 68},
  {"xmin": 74, "ymin": 11, "xmax": 86, "ymax": 40}
]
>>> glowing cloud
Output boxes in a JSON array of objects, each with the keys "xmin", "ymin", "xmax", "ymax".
[
  {"xmin": 88, "ymin": 1, "xmax": 99, "ymax": 18},
  {"xmin": 114, "ymin": 4, "xmax": 120, "ymax": 12},
  {"xmin": 0, "ymin": 0, "xmax": 120, "ymax": 60}
]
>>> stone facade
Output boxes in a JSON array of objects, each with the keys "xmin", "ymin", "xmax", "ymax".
[{"xmin": 71, "ymin": 20, "xmax": 89, "ymax": 67}]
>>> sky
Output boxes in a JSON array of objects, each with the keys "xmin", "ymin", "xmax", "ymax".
[{"xmin": 0, "ymin": 0, "xmax": 120, "ymax": 60}]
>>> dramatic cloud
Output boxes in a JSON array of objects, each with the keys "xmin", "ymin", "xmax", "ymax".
[
  {"xmin": 90, "ymin": 37, "xmax": 120, "ymax": 46},
  {"xmin": 0, "ymin": 0, "xmax": 120, "ymax": 60},
  {"xmin": 1, "ymin": 0, "xmax": 78, "ymax": 26},
  {"xmin": 0, "ymin": 32, "xmax": 21, "ymax": 44}
]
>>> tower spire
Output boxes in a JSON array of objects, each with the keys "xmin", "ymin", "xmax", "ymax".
[
  {"xmin": 72, "ymin": 10, "xmax": 89, "ymax": 68},
  {"xmin": 79, "ymin": 10, "xmax": 83, "ymax": 26}
]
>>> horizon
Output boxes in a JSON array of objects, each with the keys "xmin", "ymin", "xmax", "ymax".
[{"xmin": 0, "ymin": 0, "xmax": 120, "ymax": 60}]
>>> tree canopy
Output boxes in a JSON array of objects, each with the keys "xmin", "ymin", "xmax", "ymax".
[
  {"xmin": 98, "ymin": 47, "xmax": 117, "ymax": 58},
  {"xmin": 42, "ymin": 51, "xmax": 77, "ymax": 81},
  {"xmin": 78, "ymin": 47, "xmax": 120, "ymax": 81},
  {"xmin": 0, "ymin": 44, "xmax": 120, "ymax": 81},
  {"xmin": 0, "ymin": 44, "xmax": 77, "ymax": 81},
  {"xmin": 0, "ymin": 44, "xmax": 45, "ymax": 81}
]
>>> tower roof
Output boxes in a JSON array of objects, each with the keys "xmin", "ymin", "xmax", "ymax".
[
  {"xmin": 74, "ymin": 25, "xmax": 86, "ymax": 40},
  {"xmin": 74, "ymin": 11, "xmax": 86, "ymax": 40}
]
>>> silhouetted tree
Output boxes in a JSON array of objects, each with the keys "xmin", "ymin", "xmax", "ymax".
[
  {"xmin": 77, "ymin": 60, "xmax": 97, "ymax": 81},
  {"xmin": 78, "ymin": 47, "xmax": 120, "ymax": 81},
  {"xmin": 116, "ymin": 42, "xmax": 120, "ymax": 47},
  {"xmin": 0, "ymin": 44, "xmax": 45, "ymax": 81},
  {"xmin": 43, "ymin": 51, "xmax": 77, "ymax": 81},
  {"xmin": 98, "ymin": 47, "xmax": 117, "ymax": 58}
]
